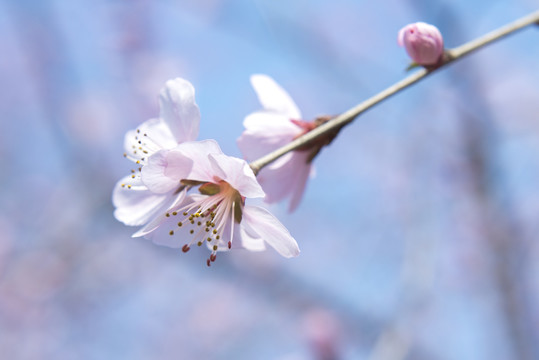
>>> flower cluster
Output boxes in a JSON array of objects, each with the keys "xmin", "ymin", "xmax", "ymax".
[
  {"xmin": 113, "ymin": 22, "xmax": 444, "ymax": 264},
  {"xmin": 113, "ymin": 78, "xmax": 299, "ymax": 265}
]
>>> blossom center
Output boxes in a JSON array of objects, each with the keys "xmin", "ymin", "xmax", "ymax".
[{"xmin": 165, "ymin": 180, "xmax": 244, "ymax": 266}]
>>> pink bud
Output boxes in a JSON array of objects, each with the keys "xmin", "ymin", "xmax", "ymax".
[{"xmin": 398, "ymin": 22, "xmax": 444, "ymax": 65}]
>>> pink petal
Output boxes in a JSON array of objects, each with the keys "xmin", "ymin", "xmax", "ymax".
[
  {"xmin": 141, "ymin": 149, "xmax": 193, "ymax": 194},
  {"xmin": 256, "ymin": 151, "xmax": 311, "ymax": 211},
  {"xmin": 242, "ymin": 205, "xmax": 300, "ymax": 258},
  {"xmin": 112, "ymin": 176, "xmax": 171, "ymax": 226},
  {"xmin": 287, "ymin": 154, "xmax": 312, "ymax": 212},
  {"xmin": 159, "ymin": 78, "xmax": 200, "ymax": 144},
  {"xmin": 250, "ymin": 74, "xmax": 301, "ymax": 118},
  {"xmin": 208, "ymin": 153, "xmax": 265, "ymax": 198},
  {"xmin": 237, "ymin": 112, "xmax": 301, "ymax": 161}
]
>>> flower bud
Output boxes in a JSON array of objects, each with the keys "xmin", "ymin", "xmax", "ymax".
[{"xmin": 398, "ymin": 22, "xmax": 444, "ymax": 65}]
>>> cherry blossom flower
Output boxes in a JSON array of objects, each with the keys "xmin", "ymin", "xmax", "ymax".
[
  {"xmin": 238, "ymin": 75, "xmax": 333, "ymax": 212},
  {"xmin": 135, "ymin": 140, "xmax": 300, "ymax": 265},
  {"xmin": 113, "ymin": 77, "xmax": 200, "ymax": 228},
  {"xmin": 398, "ymin": 22, "xmax": 444, "ymax": 66}
]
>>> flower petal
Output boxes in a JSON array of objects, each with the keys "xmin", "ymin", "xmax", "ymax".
[
  {"xmin": 159, "ymin": 78, "xmax": 200, "ymax": 143},
  {"xmin": 173, "ymin": 140, "xmax": 223, "ymax": 182},
  {"xmin": 112, "ymin": 176, "xmax": 171, "ymax": 226},
  {"xmin": 251, "ymin": 74, "xmax": 301, "ymax": 119},
  {"xmin": 208, "ymin": 153, "xmax": 265, "ymax": 198},
  {"xmin": 237, "ymin": 111, "xmax": 301, "ymax": 161},
  {"xmin": 132, "ymin": 189, "xmax": 188, "ymax": 238},
  {"xmin": 123, "ymin": 118, "xmax": 177, "ymax": 163},
  {"xmin": 242, "ymin": 205, "xmax": 300, "ymax": 258},
  {"xmin": 141, "ymin": 149, "xmax": 193, "ymax": 194}
]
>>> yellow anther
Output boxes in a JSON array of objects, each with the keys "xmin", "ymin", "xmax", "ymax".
[
  {"xmin": 212, "ymin": 229, "xmax": 217, "ymax": 234},
  {"xmin": 190, "ymin": 230, "xmax": 194, "ymax": 234},
  {"xmin": 197, "ymin": 241, "xmax": 202, "ymax": 246},
  {"xmin": 213, "ymin": 245, "xmax": 218, "ymax": 251},
  {"xmin": 197, "ymin": 221, "xmax": 202, "ymax": 226},
  {"xmin": 121, "ymin": 184, "xmax": 125, "ymax": 187},
  {"xmin": 169, "ymin": 230, "xmax": 174, "ymax": 235},
  {"xmin": 131, "ymin": 175, "xmax": 135, "ymax": 179},
  {"xmin": 177, "ymin": 222, "xmax": 182, "ymax": 227},
  {"xmin": 127, "ymin": 185, "xmax": 132, "ymax": 189},
  {"xmin": 172, "ymin": 212, "xmax": 177, "ymax": 216},
  {"xmin": 165, "ymin": 213, "xmax": 170, "ymax": 217},
  {"xmin": 216, "ymin": 235, "xmax": 220, "ymax": 240}
]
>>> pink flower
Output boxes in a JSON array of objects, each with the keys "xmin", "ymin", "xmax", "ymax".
[
  {"xmin": 237, "ymin": 74, "xmax": 314, "ymax": 212},
  {"xmin": 135, "ymin": 140, "xmax": 300, "ymax": 265},
  {"xmin": 398, "ymin": 22, "xmax": 444, "ymax": 65},
  {"xmin": 112, "ymin": 78, "xmax": 200, "ymax": 228}
]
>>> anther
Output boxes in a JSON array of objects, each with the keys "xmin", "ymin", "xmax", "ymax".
[
  {"xmin": 210, "ymin": 254, "xmax": 217, "ymax": 262},
  {"xmin": 213, "ymin": 245, "xmax": 218, "ymax": 251},
  {"xmin": 177, "ymin": 222, "xmax": 183, "ymax": 227},
  {"xmin": 172, "ymin": 211, "xmax": 177, "ymax": 216},
  {"xmin": 182, "ymin": 244, "xmax": 190, "ymax": 253},
  {"xmin": 165, "ymin": 213, "xmax": 170, "ymax": 217},
  {"xmin": 169, "ymin": 230, "xmax": 174, "ymax": 235},
  {"xmin": 127, "ymin": 185, "xmax": 132, "ymax": 189},
  {"xmin": 190, "ymin": 230, "xmax": 194, "ymax": 234},
  {"xmin": 197, "ymin": 241, "xmax": 203, "ymax": 246},
  {"xmin": 228, "ymin": 241, "xmax": 232, "ymax": 249},
  {"xmin": 207, "ymin": 259, "xmax": 211, "ymax": 267}
]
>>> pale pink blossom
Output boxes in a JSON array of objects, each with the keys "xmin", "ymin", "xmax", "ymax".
[
  {"xmin": 237, "ymin": 74, "xmax": 314, "ymax": 212},
  {"xmin": 398, "ymin": 22, "xmax": 444, "ymax": 65},
  {"xmin": 113, "ymin": 78, "xmax": 200, "ymax": 228},
  {"xmin": 136, "ymin": 140, "xmax": 300, "ymax": 265}
]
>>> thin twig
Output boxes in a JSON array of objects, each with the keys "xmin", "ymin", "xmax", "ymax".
[{"xmin": 249, "ymin": 9, "xmax": 539, "ymax": 175}]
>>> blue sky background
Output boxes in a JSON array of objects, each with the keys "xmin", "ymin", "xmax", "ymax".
[{"xmin": 1, "ymin": 1, "xmax": 538, "ymax": 359}]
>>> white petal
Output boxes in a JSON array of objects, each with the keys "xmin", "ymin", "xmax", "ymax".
[
  {"xmin": 141, "ymin": 150, "xmax": 193, "ymax": 194},
  {"xmin": 159, "ymin": 78, "xmax": 200, "ymax": 143},
  {"xmin": 123, "ymin": 118, "xmax": 177, "ymax": 160},
  {"xmin": 208, "ymin": 153, "xmax": 265, "ymax": 198},
  {"xmin": 237, "ymin": 111, "xmax": 301, "ymax": 161},
  {"xmin": 112, "ymin": 176, "xmax": 171, "ymax": 226},
  {"xmin": 132, "ymin": 189, "xmax": 188, "ymax": 238},
  {"xmin": 242, "ymin": 205, "xmax": 300, "ymax": 258},
  {"xmin": 251, "ymin": 74, "xmax": 301, "ymax": 119},
  {"xmin": 236, "ymin": 224, "xmax": 266, "ymax": 252},
  {"xmin": 173, "ymin": 140, "xmax": 223, "ymax": 182}
]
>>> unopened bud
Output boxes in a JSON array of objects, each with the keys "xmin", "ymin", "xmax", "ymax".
[{"xmin": 398, "ymin": 22, "xmax": 444, "ymax": 66}]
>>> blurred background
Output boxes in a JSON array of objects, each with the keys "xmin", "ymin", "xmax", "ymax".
[{"xmin": 1, "ymin": 0, "xmax": 538, "ymax": 359}]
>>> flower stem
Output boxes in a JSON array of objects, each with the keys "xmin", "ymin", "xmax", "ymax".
[{"xmin": 249, "ymin": 9, "xmax": 539, "ymax": 175}]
